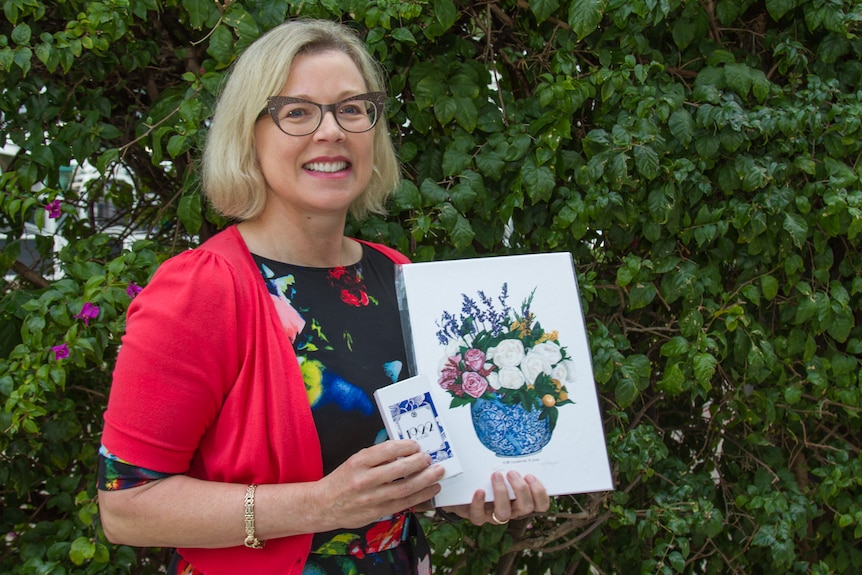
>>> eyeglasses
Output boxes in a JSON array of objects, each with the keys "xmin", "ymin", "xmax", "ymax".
[{"xmin": 262, "ymin": 92, "xmax": 386, "ymax": 136}]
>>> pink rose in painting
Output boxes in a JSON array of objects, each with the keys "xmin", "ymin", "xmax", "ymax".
[
  {"xmin": 461, "ymin": 372, "xmax": 488, "ymax": 398},
  {"xmin": 463, "ymin": 348, "xmax": 486, "ymax": 371},
  {"xmin": 438, "ymin": 369, "xmax": 458, "ymax": 390},
  {"xmin": 437, "ymin": 355, "xmax": 461, "ymax": 390}
]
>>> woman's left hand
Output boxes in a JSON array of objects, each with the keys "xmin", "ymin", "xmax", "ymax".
[{"xmin": 442, "ymin": 470, "xmax": 549, "ymax": 526}]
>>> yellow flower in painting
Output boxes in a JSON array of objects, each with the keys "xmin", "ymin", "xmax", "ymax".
[
  {"xmin": 510, "ymin": 314, "xmax": 535, "ymax": 337},
  {"xmin": 538, "ymin": 330, "xmax": 559, "ymax": 343}
]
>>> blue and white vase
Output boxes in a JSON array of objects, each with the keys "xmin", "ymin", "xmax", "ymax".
[{"xmin": 470, "ymin": 396, "xmax": 552, "ymax": 457}]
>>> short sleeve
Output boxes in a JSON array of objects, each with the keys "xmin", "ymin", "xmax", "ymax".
[{"xmin": 101, "ymin": 249, "xmax": 243, "ymax": 474}]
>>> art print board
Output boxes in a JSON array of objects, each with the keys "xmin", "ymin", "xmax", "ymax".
[{"xmin": 394, "ymin": 253, "xmax": 613, "ymax": 507}]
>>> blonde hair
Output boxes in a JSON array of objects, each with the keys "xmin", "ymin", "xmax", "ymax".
[{"xmin": 201, "ymin": 19, "xmax": 400, "ymax": 221}]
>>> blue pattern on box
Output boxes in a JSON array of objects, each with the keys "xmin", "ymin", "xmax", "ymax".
[{"xmin": 388, "ymin": 392, "xmax": 456, "ymax": 465}]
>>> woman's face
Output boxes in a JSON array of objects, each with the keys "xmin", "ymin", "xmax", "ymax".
[{"xmin": 254, "ymin": 50, "xmax": 375, "ymax": 222}]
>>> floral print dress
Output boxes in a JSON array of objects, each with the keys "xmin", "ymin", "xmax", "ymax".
[{"xmin": 98, "ymin": 245, "xmax": 431, "ymax": 575}]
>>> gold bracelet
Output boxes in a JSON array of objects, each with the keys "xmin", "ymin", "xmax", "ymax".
[{"xmin": 243, "ymin": 484, "xmax": 265, "ymax": 549}]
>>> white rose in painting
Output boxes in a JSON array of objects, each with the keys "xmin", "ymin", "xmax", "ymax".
[
  {"xmin": 520, "ymin": 351, "xmax": 552, "ymax": 386},
  {"xmin": 552, "ymin": 363, "xmax": 570, "ymax": 383},
  {"xmin": 486, "ymin": 339, "xmax": 525, "ymax": 368},
  {"xmin": 561, "ymin": 359, "xmax": 577, "ymax": 383},
  {"xmin": 494, "ymin": 367, "xmax": 526, "ymax": 390},
  {"xmin": 530, "ymin": 341, "xmax": 563, "ymax": 366}
]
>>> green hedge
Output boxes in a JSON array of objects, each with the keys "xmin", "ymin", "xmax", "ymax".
[{"xmin": 1, "ymin": 0, "xmax": 860, "ymax": 573}]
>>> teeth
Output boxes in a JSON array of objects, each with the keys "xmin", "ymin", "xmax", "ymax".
[{"xmin": 304, "ymin": 161, "xmax": 349, "ymax": 173}]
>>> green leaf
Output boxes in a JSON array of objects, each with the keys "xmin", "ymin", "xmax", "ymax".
[
  {"xmin": 658, "ymin": 362, "xmax": 686, "ymax": 395},
  {"xmin": 434, "ymin": 96, "xmax": 458, "ymax": 125},
  {"xmin": 531, "ymin": 0, "xmax": 560, "ymax": 22},
  {"xmin": 521, "ymin": 157, "xmax": 556, "ymax": 203},
  {"xmin": 167, "ymin": 134, "xmax": 188, "ymax": 158},
  {"xmin": 183, "ymin": 0, "xmax": 217, "ymax": 29},
  {"xmin": 453, "ymin": 97, "xmax": 478, "ymax": 132},
  {"xmin": 761, "ymin": 275, "xmax": 779, "ymax": 300},
  {"xmin": 614, "ymin": 377, "xmax": 638, "ymax": 409},
  {"xmin": 392, "ymin": 180, "xmax": 422, "ymax": 210},
  {"xmin": 633, "ymin": 145, "xmax": 660, "ymax": 180},
  {"xmin": 450, "ymin": 178, "xmax": 478, "ymax": 212},
  {"xmin": 782, "ymin": 213, "xmax": 808, "ymax": 248},
  {"xmin": 449, "ymin": 71, "xmax": 480, "ymax": 99},
  {"xmin": 827, "ymin": 309, "xmax": 853, "ymax": 343},
  {"xmin": 69, "ymin": 537, "xmax": 94, "ymax": 566},
  {"xmin": 505, "ymin": 134, "xmax": 533, "ymax": 162},
  {"xmin": 433, "ymin": 0, "xmax": 459, "ymax": 29},
  {"xmin": 784, "ymin": 385, "xmax": 802, "ymax": 404},
  {"xmin": 420, "ymin": 179, "xmax": 448, "ymax": 204},
  {"xmin": 391, "ymin": 27, "xmax": 417, "ymax": 45},
  {"xmin": 692, "ymin": 353, "xmax": 717, "ymax": 388},
  {"xmin": 439, "ymin": 203, "xmax": 475, "ymax": 250},
  {"xmin": 660, "ymin": 336, "xmax": 690, "ymax": 358},
  {"xmin": 724, "ymin": 63, "xmax": 753, "ymax": 97},
  {"xmin": 766, "ymin": 0, "xmax": 796, "ymax": 20},
  {"xmin": 475, "ymin": 149, "xmax": 506, "ymax": 180},
  {"xmin": 178, "ymin": 193, "xmax": 202, "ymax": 235},
  {"xmin": 794, "ymin": 296, "xmax": 817, "ymax": 324},
  {"xmin": 672, "ymin": 17, "xmax": 696, "ymax": 50},
  {"xmin": 11, "ymin": 23, "xmax": 32, "ymax": 45},
  {"xmin": 568, "ymin": 0, "xmax": 604, "ymax": 40},
  {"xmin": 629, "ymin": 282, "xmax": 657, "ymax": 310},
  {"xmin": 668, "ymin": 109, "xmax": 694, "ymax": 147},
  {"xmin": 13, "ymin": 46, "xmax": 32, "ymax": 74},
  {"xmin": 206, "ymin": 25, "xmax": 235, "ymax": 65}
]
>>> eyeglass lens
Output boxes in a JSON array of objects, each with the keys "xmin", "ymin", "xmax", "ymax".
[{"xmin": 273, "ymin": 98, "xmax": 379, "ymax": 136}]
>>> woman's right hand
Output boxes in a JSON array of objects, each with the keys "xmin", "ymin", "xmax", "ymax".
[{"xmin": 311, "ymin": 439, "xmax": 444, "ymax": 530}]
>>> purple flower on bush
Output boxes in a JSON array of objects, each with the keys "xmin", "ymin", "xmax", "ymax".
[
  {"xmin": 51, "ymin": 343, "xmax": 69, "ymax": 360},
  {"xmin": 74, "ymin": 302, "xmax": 99, "ymax": 326},
  {"xmin": 126, "ymin": 283, "xmax": 143, "ymax": 299},
  {"xmin": 44, "ymin": 199, "xmax": 62, "ymax": 219}
]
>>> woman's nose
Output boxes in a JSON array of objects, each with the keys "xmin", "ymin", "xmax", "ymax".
[{"xmin": 313, "ymin": 110, "xmax": 346, "ymax": 141}]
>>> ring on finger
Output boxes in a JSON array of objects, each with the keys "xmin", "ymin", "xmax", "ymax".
[{"xmin": 491, "ymin": 511, "xmax": 510, "ymax": 525}]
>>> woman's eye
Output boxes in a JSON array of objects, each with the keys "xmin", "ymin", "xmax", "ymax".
[
  {"xmin": 281, "ymin": 105, "xmax": 315, "ymax": 120},
  {"xmin": 339, "ymin": 103, "xmax": 366, "ymax": 116}
]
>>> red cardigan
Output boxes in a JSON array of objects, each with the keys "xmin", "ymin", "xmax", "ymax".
[{"xmin": 101, "ymin": 225, "xmax": 410, "ymax": 574}]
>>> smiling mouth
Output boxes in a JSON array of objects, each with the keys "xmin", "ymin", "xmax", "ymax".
[{"xmin": 303, "ymin": 161, "xmax": 350, "ymax": 173}]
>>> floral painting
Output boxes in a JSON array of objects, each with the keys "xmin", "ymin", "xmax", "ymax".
[
  {"xmin": 435, "ymin": 285, "xmax": 575, "ymax": 457},
  {"xmin": 396, "ymin": 252, "xmax": 614, "ymax": 506}
]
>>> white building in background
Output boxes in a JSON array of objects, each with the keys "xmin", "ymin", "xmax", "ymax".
[{"xmin": 1, "ymin": 143, "xmax": 141, "ymax": 282}]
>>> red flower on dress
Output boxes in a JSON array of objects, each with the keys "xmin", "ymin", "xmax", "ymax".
[
  {"xmin": 365, "ymin": 513, "xmax": 407, "ymax": 554},
  {"xmin": 327, "ymin": 266, "xmax": 373, "ymax": 307}
]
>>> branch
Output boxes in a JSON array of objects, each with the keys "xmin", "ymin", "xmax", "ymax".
[{"xmin": 11, "ymin": 260, "xmax": 50, "ymax": 288}]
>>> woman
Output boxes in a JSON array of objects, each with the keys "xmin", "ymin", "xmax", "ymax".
[{"xmin": 97, "ymin": 19, "xmax": 549, "ymax": 574}]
